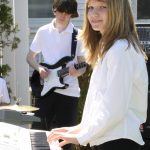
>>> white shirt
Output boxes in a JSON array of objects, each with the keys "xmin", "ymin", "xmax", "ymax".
[
  {"xmin": 30, "ymin": 19, "xmax": 84, "ymax": 97},
  {"xmin": 76, "ymin": 40, "xmax": 148, "ymax": 146},
  {"xmin": 0, "ymin": 78, "xmax": 10, "ymax": 104}
]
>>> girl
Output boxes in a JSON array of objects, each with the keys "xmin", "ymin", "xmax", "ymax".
[{"xmin": 47, "ymin": 0, "xmax": 148, "ymax": 150}]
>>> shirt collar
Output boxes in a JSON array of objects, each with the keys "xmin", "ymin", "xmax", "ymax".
[{"xmin": 50, "ymin": 19, "xmax": 74, "ymax": 34}]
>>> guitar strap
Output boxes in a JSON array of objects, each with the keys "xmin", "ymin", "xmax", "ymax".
[
  {"xmin": 61, "ymin": 27, "xmax": 78, "ymax": 69},
  {"xmin": 60, "ymin": 28, "xmax": 78, "ymax": 85},
  {"xmin": 71, "ymin": 27, "xmax": 78, "ymax": 59}
]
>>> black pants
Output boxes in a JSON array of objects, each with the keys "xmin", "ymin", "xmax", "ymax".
[
  {"xmin": 32, "ymin": 92, "xmax": 78, "ymax": 150},
  {"xmin": 91, "ymin": 139, "xmax": 141, "ymax": 150},
  {"xmin": 32, "ymin": 92, "xmax": 79, "ymax": 130}
]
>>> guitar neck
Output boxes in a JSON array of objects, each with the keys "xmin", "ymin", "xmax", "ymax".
[{"xmin": 57, "ymin": 62, "xmax": 86, "ymax": 77}]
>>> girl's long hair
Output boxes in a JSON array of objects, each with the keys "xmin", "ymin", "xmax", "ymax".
[{"xmin": 79, "ymin": 0, "xmax": 145, "ymax": 68}]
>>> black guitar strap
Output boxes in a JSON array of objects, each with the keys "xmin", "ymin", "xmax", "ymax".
[
  {"xmin": 60, "ymin": 28, "xmax": 78, "ymax": 86},
  {"xmin": 62, "ymin": 27, "xmax": 78, "ymax": 69},
  {"xmin": 71, "ymin": 27, "xmax": 78, "ymax": 59}
]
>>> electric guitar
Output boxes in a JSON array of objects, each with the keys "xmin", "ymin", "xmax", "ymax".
[{"xmin": 30, "ymin": 57, "xmax": 87, "ymax": 97}]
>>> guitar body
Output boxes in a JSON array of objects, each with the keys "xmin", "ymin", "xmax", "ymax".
[
  {"xmin": 30, "ymin": 56, "xmax": 87, "ymax": 98},
  {"xmin": 30, "ymin": 56, "xmax": 72, "ymax": 98},
  {"xmin": 41, "ymin": 67, "xmax": 69, "ymax": 96}
]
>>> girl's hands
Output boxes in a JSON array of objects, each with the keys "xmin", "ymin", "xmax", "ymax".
[{"xmin": 47, "ymin": 126, "xmax": 80, "ymax": 147}]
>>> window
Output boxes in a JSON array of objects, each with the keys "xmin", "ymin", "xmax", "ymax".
[
  {"xmin": 137, "ymin": 0, "xmax": 150, "ymax": 19},
  {"xmin": 29, "ymin": 0, "xmax": 54, "ymax": 18}
]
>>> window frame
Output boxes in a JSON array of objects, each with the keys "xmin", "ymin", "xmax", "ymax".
[{"xmin": 131, "ymin": 0, "xmax": 150, "ymax": 24}]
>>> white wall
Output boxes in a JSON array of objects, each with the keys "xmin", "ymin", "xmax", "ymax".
[
  {"xmin": 3, "ymin": 0, "xmax": 30, "ymax": 105},
  {"xmin": 72, "ymin": 0, "xmax": 85, "ymax": 28}
]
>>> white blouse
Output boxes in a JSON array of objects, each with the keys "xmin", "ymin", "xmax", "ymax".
[{"xmin": 76, "ymin": 39, "xmax": 148, "ymax": 146}]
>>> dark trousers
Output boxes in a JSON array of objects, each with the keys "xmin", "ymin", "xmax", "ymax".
[
  {"xmin": 32, "ymin": 92, "xmax": 79, "ymax": 150},
  {"xmin": 32, "ymin": 92, "xmax": 79, "ymax": 130},
  {"xmin": 91, "ymin": 139, "xmax": 141, "ymax": 150}
]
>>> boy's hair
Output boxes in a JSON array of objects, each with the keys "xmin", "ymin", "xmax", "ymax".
[{"xmin": 52, "ymin": 0, "xmax": 79, "ymax": 18}]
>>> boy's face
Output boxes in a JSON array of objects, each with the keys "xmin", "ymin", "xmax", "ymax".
[{"xmin": 54, "ymin": 10, "xmax": 72, "ymax": 25}]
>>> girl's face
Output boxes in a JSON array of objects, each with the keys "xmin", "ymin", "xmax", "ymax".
[{"xmin": 87, "ymin": 0, "xmax": 108, "ymax": 34}]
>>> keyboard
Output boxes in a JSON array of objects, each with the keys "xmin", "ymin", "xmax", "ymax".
[{"xmin": 0, "ymin": 122, "xmax": 61, "ymax": 150}]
